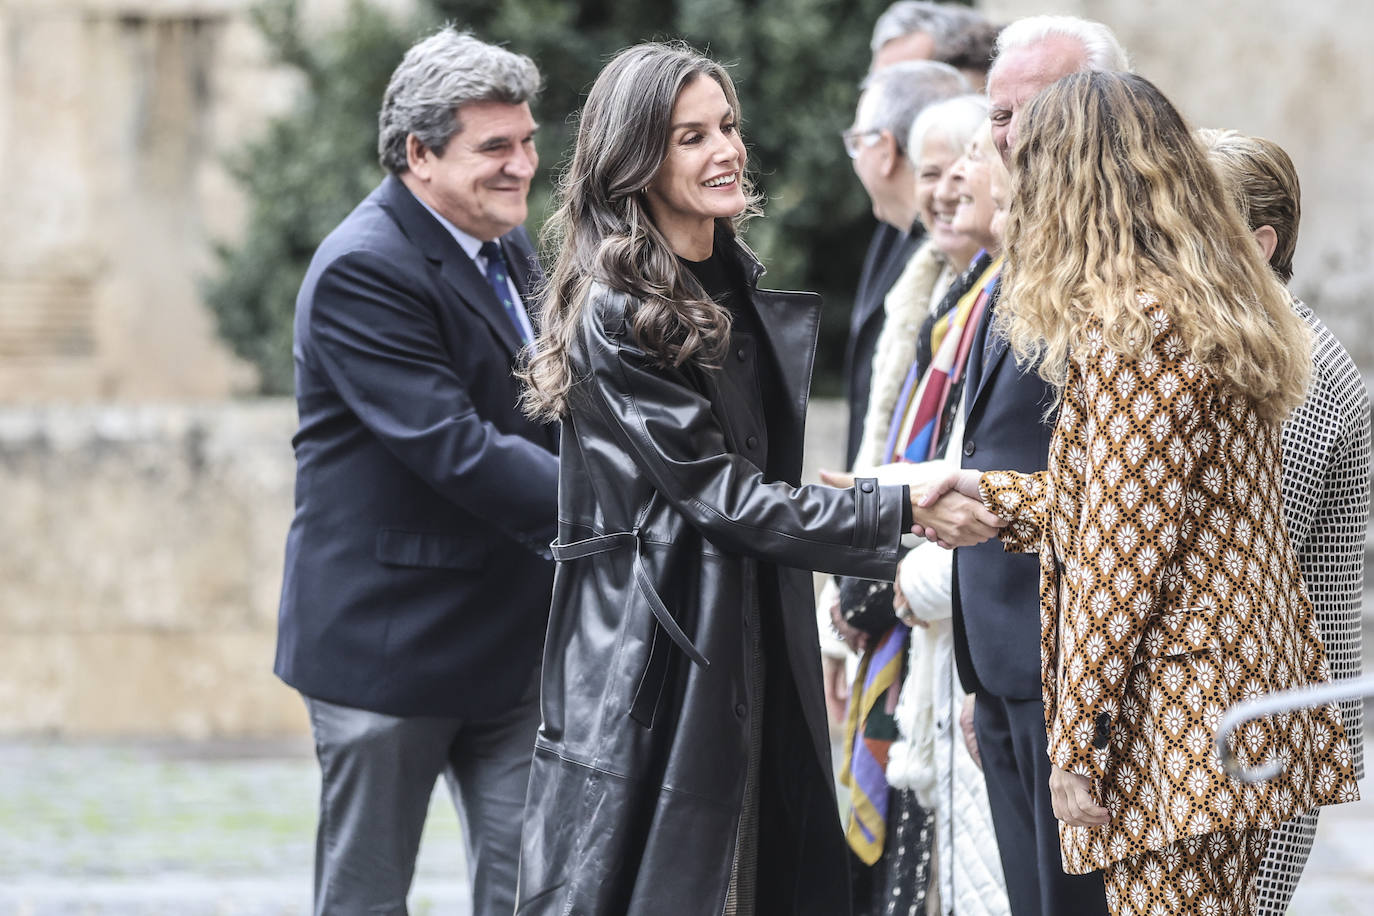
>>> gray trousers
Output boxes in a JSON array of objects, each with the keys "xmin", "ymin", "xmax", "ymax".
[{"xmin": 303, "ymin": 677, "xmax": 540, "ymax": 916}]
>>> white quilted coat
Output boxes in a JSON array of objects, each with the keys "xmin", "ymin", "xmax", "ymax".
[
  {"xmin": 823, "ymin": 240, "xmax": 1011, "ymax": 914},
  {"xmin": 885, "ymin": 454, "xmax": 1010, "ymax": 916}
]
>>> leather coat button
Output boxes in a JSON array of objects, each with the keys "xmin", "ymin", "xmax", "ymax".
[
  {"xmin": 736, "ymin": 347, "xmax": 748, "ymax": 362},
  {"xmin": 1092, "ymin": 711, "xmax": 1112, "ymax": 749},
  {"xmin": 734, "ymin": 703, "xmax": 747, "ymax": 718},
  {"xmin": 963, "ymin": 440, "xmax": 976, "ymax": 456},
  {"xmin": 745, "ymin": 435, "xmax": 758, "ymax": 450},
  {"xmin": 860, "ymin": 481, "xmax": 874, "ymax": 493}
]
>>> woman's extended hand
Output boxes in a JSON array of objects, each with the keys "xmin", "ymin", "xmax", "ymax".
[
  {"xmin": 917, "ymin": 468, "xmax": 984, "ymax": 505},
  {"xmin": 1049, "ymin": 765, "xmax": 1110, "ymax": 827},
  {"xmin": 910, "ymin": 469, "xmax": 1005, "ymax": 547},
  {"xmin": 828, "ymin": 593, "xmax": 868, "ymax": 653}
]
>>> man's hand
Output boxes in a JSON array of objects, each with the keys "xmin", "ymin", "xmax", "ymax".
[
  {"xmin": 823, "ymin": 655, "xmax": 850, "ymax": 725},
  {"xmin": 960, "ymin": 694, "xmax": 981, "ymax": 770},
  {"xmin": 911, "ymin": 485, "xmax": 1005, "ymax": 548},
  {"xmin": 818, "ymin": 469, "xmax": 855, "ymax": 489},
  {"xmin": 1049, "ymin": 765, "xmax": 1110, "ymax": 827},
  {"xmin": 828, "ymin": 594, "xmax": 869, "ymax": 653}
]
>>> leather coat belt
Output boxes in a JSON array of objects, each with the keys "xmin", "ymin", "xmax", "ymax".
[{"xmin": 551, "ymin": 531, "xmax": 711, "ymax": 670}]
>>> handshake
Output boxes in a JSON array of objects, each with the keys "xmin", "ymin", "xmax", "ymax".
[{"xmin": 819, "ymin": 467, "xmax": 1006, "ymax": 548}]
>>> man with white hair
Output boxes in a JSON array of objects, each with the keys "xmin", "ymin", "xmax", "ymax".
[
  {"xmin": 951, "ymin": 15, "xmax": 1128, "ymax": 916},
  {"xmin": 986, "ymin": 16, "xmax": 1129, "ymax": 163}
]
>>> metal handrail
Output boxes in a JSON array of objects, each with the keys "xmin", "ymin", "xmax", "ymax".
[{"xmin": 1215, "ymin": 673, "xmax": 1374, "ymax": 783}]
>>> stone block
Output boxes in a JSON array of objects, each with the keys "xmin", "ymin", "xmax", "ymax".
[{"xmin": 0, "ymin": 631, "xmax": 306, "ymax": 738}]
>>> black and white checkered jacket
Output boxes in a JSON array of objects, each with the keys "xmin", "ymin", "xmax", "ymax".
[
  {"xmin": 1280, "ymin": 299, "xmax": 1369, "ymax": 776},
  {"xmin": 1257, "ymin": 298, "xmax": 1370, "ymax": 915}
]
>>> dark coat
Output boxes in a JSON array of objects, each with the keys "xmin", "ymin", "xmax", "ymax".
[
  {"xmin": 843, "ymin": 221, "xmax": 924, "ymax": 467},
  {"xmin": 275, "ymin": 174, "xmax": 558, "ymax": 718},
  {"xmin": 951, "ymin": 284, "xmax": 1057, "ymax": 699},
  {"xmin": 517, "ymin": 240, "xmax": 906, "ymax": 915}
]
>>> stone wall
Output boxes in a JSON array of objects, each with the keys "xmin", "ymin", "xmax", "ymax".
[
  {"xmin": 0, "ymin": 0, "xmax": 415, "ymax": 402},
  {"xmin": 980, "ymin": 0, "xmax": 1374, "ymax": 370},
  {"xmin": 0, "ymin": 399, "xmax": 850, "ymax": 739},
  {"xmin": 3, "ymin": 0, "xmax": 1371, "ymax": 400},
  {"xmin": 0, "ymin": 401, "xmax": 301, "ymax": 737},
  {"xmin": 4, "ymin": 0, "xmax": 1371, "ymax": 738}
]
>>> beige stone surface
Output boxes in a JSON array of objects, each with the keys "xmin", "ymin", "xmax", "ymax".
[
  {"xmin": 0, "ymin": 398, "xmax": 848, "ymax": 739},
  {"xmin": 0, "ymin": 0, "xmax": 414, "ymax": 402},
  {"xmin": 0, "ymin": 631, "xmax": 306, "ymax": 737},
  {"xmin": 0, "ymin": 401, "xmax": 300, "ymax": 737},
  {"xmin": 3, "ymin": 0, "xmax": 1369, "ymax": 402}
]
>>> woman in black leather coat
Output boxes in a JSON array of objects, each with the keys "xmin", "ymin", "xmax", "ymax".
[{"xmin": 516, "ymin": 42, "xmax": 1001, "ymax": 916}]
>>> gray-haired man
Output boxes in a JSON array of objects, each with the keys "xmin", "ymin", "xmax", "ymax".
[
  {"xmin": 843, "ymin": 0, "xmax": 997, "ymax": 475},
  {"xmin": 275, "ymin": 27, "xmax": 557, "ymax": 915},
  {"xmin": 869, "ymin": 0, "xmax": 1000, "ymax": 88}
]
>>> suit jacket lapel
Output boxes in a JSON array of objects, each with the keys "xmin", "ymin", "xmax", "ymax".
[
  {"xmin": 437, "ymin": 256, "xmax": 525, "ymax": 358},
  {"xmin": 846, "ymin": 223, "xmax": 919, "ymax": 366},
  {"xmin": 378, "ymin": 175, "xmax": 525, "ymax": 360},
  {"xmin": 966, "ymin": 281, "xmax": 1010, "ymax": 414}
]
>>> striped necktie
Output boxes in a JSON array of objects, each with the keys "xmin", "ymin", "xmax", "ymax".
[{"xmin": 478, "ymin": 240, "xmax": 530, "ymax": 345}]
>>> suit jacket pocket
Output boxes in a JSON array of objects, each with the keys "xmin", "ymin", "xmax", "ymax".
[{"xmin": 375, "ymin": 528, "xmax": 489, "ymax": 570}]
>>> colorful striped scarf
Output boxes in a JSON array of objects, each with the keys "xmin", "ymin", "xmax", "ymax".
[
  {"xmin": 885, "ymin": 253, "xmax": 1003, "ymax": 464},
  {"xmin": 839, "ymin": 622, "xmax": 910, "ymax": 864},
  {"xmin": 840, "ymin": 252, "xmax": 1004, "ymax": 865}
]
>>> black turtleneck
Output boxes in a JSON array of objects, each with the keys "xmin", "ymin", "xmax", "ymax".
[{"xmin": 679, "ymin": 246, "xmax": 761, "ymax": 341}]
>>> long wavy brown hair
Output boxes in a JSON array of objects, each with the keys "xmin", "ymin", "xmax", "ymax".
[
  {"xmin": 520, "ymin": 43, "xmax": 760, "ymax": 421},
  {"xmin": 999, "ymin": 71, "xmax": 1309, "ymax": 423}
]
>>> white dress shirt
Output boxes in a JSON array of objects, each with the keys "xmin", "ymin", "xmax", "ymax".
[{"xmin": 409, "ymin": 190, "xmax": 538, "ymax": 350}]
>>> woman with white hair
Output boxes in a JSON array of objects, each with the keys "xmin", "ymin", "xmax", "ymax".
[{"xmin": 821, "ymin": 95, "xmax": 1012, "ymax": 916}]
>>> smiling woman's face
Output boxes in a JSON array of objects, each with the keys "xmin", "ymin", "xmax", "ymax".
[
  {"xmin": 949, "ymin": 123, "xmax": 1001, "ymax": 254},
  {"xmin": 644, "ymin": 75, "xmax": 747, "ymax": 257},
  {"xmin": 914, "ymin": 130, "xmax": 959, "ymax": 238}
]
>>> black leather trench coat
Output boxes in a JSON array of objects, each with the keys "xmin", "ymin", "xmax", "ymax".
[{"xmin": 517, "ymin": 242, "xmax": 906, "ymax": 915}]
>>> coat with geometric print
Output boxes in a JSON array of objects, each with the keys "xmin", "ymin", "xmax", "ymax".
[{"xmin": 978, "ymin": 298, "xmax": 1359, "ymax": 874}]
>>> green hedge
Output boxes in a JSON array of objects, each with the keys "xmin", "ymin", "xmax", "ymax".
[{"xmin": 205, "ymin": 0, "xmax": 968, "ymax": 395}]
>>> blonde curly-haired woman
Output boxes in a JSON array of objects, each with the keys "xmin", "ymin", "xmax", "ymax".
[{"xmin": 921, "ymin": 71, "xmax": 1359, "ymax": 916}]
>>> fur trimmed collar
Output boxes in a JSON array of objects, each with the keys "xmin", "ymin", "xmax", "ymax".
[{"xmin": 853, "ymin": 240, "xmax": 951, "ymax": 471}]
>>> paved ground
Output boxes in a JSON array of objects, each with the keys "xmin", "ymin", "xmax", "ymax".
[
  {"xmin": 0, "ymin": 739, "xmax": 468, "ymax": 914},
  {"xmin": 4, "ymin": 610, "xmax": 1373, "ymax": 914},
  {"xmin": 2, "ymin": 738, "xmax": 1372, "ymax": 914}
]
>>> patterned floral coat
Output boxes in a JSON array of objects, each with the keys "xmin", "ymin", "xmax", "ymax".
[{"xmin": 978, "ymin": 299, "xmax": 1359, "ymax": 874}]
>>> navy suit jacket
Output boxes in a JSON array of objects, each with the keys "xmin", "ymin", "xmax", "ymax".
[
  {"xmin": 843, "ymin": 221, "xmax": 924, "ymax": 467},
  {"xmin": 275, "ymin": 174, "xmax": 558, "ymax": 718},
  {"xmin": 952, "ymin": 283, "xmax": 1057, "ymax": 699}
]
